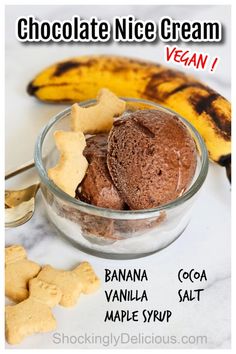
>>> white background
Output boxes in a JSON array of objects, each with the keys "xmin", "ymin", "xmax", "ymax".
[{"xmin": 5, "ymin": 5, "xmax": 231, "ymax": 349}]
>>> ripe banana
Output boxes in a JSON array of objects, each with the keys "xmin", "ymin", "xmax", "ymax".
[{"xmin": 27, "ymin": 55, "xmax": 231, "ymax": 176}]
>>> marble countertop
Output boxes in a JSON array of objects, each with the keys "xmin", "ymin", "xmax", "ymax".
[{"xmin": 5, "ymin": 5, "xmax": 231, "ymax": 349}]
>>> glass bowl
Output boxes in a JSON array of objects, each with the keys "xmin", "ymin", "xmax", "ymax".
[{"xmin": 35, "ymin": 98, "xmax": 208, "ymax": 259}]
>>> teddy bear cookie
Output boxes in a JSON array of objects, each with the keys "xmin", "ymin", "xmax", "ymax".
[
  {"xmin": 47, "ymin": 130, "xmax": 88, "ymax": 197},
  {"xmin": 5, "ymin": 278, "xmax": 62, "ymax": 345},
  {"xmin": 74, "ymin": 261, "xmax": 101, "ymax": 294},
  {"xmin": 37, "ymin": 262, "xmax": 100, "ymax": 307},
  {"xmin": 5, "ymin": 245, "xmax": 41, "ymax": 302},
  {"xmin": 71, "ymin": 88, "xmax": 126, "ymax": 134}
]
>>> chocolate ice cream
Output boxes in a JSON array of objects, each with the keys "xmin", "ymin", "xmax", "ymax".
[
  {"xmin": 107, "ymin": 110, "xmax": 197, "ymax": 209},
  {"xmin": 76, "ymin": 134, "xmax": 125, "ymax": 210},
  {"xmin": 83, "ymin": 133, "xmax": 108, "ymax": 162}
]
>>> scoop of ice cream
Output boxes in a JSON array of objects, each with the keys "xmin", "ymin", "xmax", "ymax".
[
  {"xmin": 107, "ymin": 110, "xmax": 197, "ymax": 210},
  {"xmin": 76, "ymin": 134, "xmax": 125, "ymax": 210},
  {"xmin": 83, "ymin": 133, "xmax": 108, "ymax": 162}
]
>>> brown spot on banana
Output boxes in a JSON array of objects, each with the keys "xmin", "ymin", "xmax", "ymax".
[
  {"xmin": 52, "ymin": 59, "xmax": 96, "ymax": 77},
  {"xmin": 53, "ymin": 61, "xmax": 82, "ymax": 77},
  {"xmin": 189, "ymin": 93, "xmax": 231, "ymax": 139},
  {"xmin": 144, "ymin": 69, "xmax": 187, "ymax": 97},
  {"xmin": 164, "ymin": 82, "xmax": 214, "ymax": 98}
]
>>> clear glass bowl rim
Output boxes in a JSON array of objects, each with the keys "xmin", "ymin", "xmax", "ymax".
[{"xmin": 34, "ymin": 97, "xmax": 209, "ymax": 219}]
